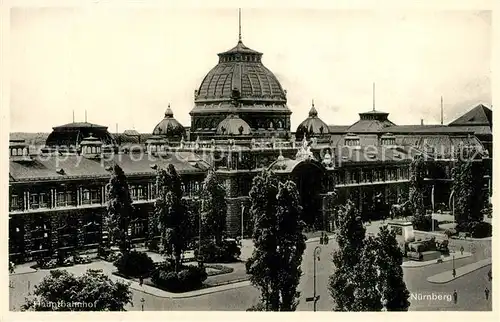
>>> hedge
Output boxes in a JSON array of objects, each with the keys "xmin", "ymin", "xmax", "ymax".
[
  {"xmin": 194, "ymin": 240, "xmax": 241, "ymax": 263},
  {"xmin": 114, "ymin": 251, "xmax": 155, "ymax": 278},
  {"xmin": 151, "ymin": 264, "xmax": 207, "ymax": 292}
]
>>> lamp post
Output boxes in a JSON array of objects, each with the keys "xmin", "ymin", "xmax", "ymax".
[
  {"xmin": 241, "ymin": 205, "xmax": 245, "ymax": 240},
  {"xmin": 198, "ymin": 198, "xmax": 203, "ymax": 266},
  {"xmin": 306, "ymin": 246, "xmax": 322, "ymax": 311},
  {"xmin": 452, "ymin": 254, "xmax": 456, "ymax": 278}
]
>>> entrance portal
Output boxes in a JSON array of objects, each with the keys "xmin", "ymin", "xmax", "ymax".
[{"xmin": 292, "ymin": 160, "xmax": 325, "ymax": 229}]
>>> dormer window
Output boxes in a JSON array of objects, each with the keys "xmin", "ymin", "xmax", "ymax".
[{"xmin": 344, "ymin": 134, "xmax": 360, "ymax": 147}]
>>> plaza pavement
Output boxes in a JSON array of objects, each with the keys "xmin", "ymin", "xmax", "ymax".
[
  {"xmin": 9, "ymin": 219, "xmax": 492, "ymax": 311},
  {"xmin": 427, "ymin": 258, "xmax": 492, "ymax": 284}
]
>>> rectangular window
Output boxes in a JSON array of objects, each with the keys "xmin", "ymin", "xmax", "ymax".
[
  {"xmin": 30, "ymin": 194, "xmax": 39, "ymax": 209},
  {"xmin": 56, "ymin": 190, "xmax": 76, "ymax": 207},
  {"xmin": 39, "ymin": 193, "xmax": 49, "ymax": 208},
  {"xmin": 90, "ymin": 189, "xmax": 100, "ymax": 204},
  {"xmin": 10, "ymin": 194, "xmax": 23, "ymax": 211},
  {"xmin": 82, "ymin": 189, "xmax": 90, "ymax": 205}
]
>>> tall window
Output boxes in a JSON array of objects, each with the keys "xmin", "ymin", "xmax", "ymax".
[
  {"xmin": 83, "ymin": 213, "xmax": 101, "ymax": 246},
  {"xmin": 30, "ymin": 214, "xmax": 51, "ymax": 252},
  {"xmin": 9, "ymin": 216, "xmax": 24, "ymax": 255}
]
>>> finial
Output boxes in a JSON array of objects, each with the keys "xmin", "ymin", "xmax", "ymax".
[
  {"xmin": 440, "ymin": 96, "xmax": 444, "ymax": 125},
  {"xmin": 309, "ymin": 100, "xmax": 318, "ymax": 117},
  {"xmin": 165, "ymin": 103, "xmax": 173, "ymax": 117},
  {"xmin": 372, "ymin": 82, "xmax": 375, "ymax": 112},
  {"xmin": 238, "ymin": 8, "xmax": 242, "ymax": 42}
]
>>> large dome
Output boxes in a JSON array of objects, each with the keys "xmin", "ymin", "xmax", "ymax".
[
  {"xmin": 195, "ymin": 41, "xmax": 286, "ymax": 103},
  {"xmin": 190, "ymin": 38, "xmax": 291, "ymax": 139}
]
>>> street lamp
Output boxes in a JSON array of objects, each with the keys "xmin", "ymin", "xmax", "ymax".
[
  {"xmin": 241, "ymin": 205, "xmax": 245, "ymax": 240},
  {"xmin": 452, "ymin": 254, "xmax": 456, "ymax": 278},
  {"xmin": 306, "ymin": 246, "xmax": 321, "ymax": 311},
  {"xmin": 198, "ymin": 198, "xmax": 204, "ymax": 267}
]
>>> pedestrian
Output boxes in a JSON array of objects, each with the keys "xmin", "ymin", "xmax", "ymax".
[
  {"xmin": 320, "ymin": 232, "xmax": 324, "ymax": 245},
  {"xmin": 324, "ymin": 234, "xmax": 329, "ymax": 245},
  {"xmin": 460, "ymin": 245, "xmax": 464, "ymax": 255},
  {"xmin": 485, "ymin": 287, "xmax": 489, "ymax": 300},
  {"xmin": 487, "ymin": 269, "xmax": 492, "ymax": 281},
  {"xmin": 139, "ymin": 276, "xmax": 143, "ymax": 287},
  {"xmin": 453, "ymin": 290, "xmax": 458, "ymax": 304}
]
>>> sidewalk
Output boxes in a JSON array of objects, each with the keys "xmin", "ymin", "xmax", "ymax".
[
  {"xmin": 402, "ymin": 251, "xmax": 472, "ymax": 268},
  {"xmin": 427, "ymin": 258, "xmax": 492, "ymax": 284}
]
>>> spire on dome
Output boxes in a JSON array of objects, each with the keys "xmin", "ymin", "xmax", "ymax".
[
  {"xmin": 238, "ymin": 8, "xmax": 242, "ymax": 42},
  {"xmin": 309, "ymin": 100, "xmax": 318, "ymax": 117},
  {"xmin": 165, "ymin": 104, "xmax": 174, "ymax": 118}
]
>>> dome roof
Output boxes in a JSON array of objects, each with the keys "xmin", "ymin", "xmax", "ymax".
[
  {"xmin": 216, "ymin": 114, "xmax": 251, "ymax": 135},
  {"xmin": 296, "ymin": 101, "xmax": 330, "ymax": 137},
  {"xmin": 192, "ymin": 40, "xmax": 287, "ymax": 107},
  {"xmin": 346, "ymin": 109, "xmax": 395, "ymax": 133},
  {"xmin": 153, "ymin": 105, "xmax": 185, "ymax": 137}
]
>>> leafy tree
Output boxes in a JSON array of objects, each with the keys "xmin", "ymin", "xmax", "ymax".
[
  {"xmin": 452, "ymin": 147, "xmax": 486, "ymax": 231},
  {"xmin": 200, "ymin": 170, "xmax": 227, "ymax": 245},
  {"xmin": 375, "ymin": 225, "xmax": 410, "ymax": 311},
  {"xmin": 329, "ymin": 199, "xmax": 366, "ymax": 311},
  {"xmin": 22, "ymin": 269, "xmax": 132, "ymax": 311},
  {"xmin": 154, "ymin": 164, "xmax": 191, "ymax": 272},
  {"xmin": 351, "ymin": 236, "xmax": 383, "ymax": 311},
  {"xmin": 105, "ymin": 164, "xmax": 134, "ymax": 252},
  {"xmin": 246, "ymin": 171, "xmax": 306, "ymax": 311},
  {"xmin": 408, "ymin": 154, "xmax": 426, "ymax": 221}
]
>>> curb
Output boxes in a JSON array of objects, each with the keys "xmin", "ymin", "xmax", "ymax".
[
  {"xmin": 426, "ymin": 258, "xmax": 492, "ymax": 284},
  {"xmin": 128, "ymin": 280, "xmax": 252, "ymax": 299},
  {"xmin": 402, "ymin": 252, "xmax": 473, "ymax": 268}
]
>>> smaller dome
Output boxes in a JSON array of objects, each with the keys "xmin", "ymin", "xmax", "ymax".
[
  {"xmin": 216, "ymin": 114, "xmax": 251, "ymax": 135},
  {"xmin": 296, "ymin": 100, "xmax": 330, "ymax": 138},
  {"xmin": 153, "ymin": 104, "xmax": 185, "ymax": 138},
  {"xmin": 80, "ymin": 134, "xmax": 102, "ymax": 146}
]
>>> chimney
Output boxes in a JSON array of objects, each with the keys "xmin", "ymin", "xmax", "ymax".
[{"xmin": 421, "ymin": 119, "xmax": 424, "ymax": 126}]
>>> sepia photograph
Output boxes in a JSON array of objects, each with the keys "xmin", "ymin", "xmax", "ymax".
[{"xmin": 4, "ymin": 2, "xmax": 494, "ymax": 314}]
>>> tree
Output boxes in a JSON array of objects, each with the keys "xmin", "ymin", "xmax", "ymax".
[
  {"xmin": 375, "ymin": 225, "xmax": 410, "ymax": 311},
  {"xmin": 21, "ymin": 269, "xmax": 132, "ymax": 311},
  {"xmin": 408, "ymin": 154, "xmax": 426, "ymax": 221},
  {"xmin": 105, "ymin": 164, "xmax": 134, "ymax": 253},
  {"xmin": 246, "ymin": 171, "xmax": 306, "ymax": 311},
  {"xmin": 328, "ymin": 199, "xmax": 366, "ymax": 311},
  {"xmin": 351, "ymin": 236, "xmax": 383, "ymax": 311},
  {"xmin": 200, "ymin": 170, "xmax": 227, "ymax": 245},
  {"xmin": 452, "ymin": 147, "xmax": 486, "ymax": 231},
  {"xmin": 154, "ymin": 164, "xmax": 191, "ymax": 272}
]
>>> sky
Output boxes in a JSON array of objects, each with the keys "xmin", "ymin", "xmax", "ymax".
[{"xmin": 9, "ymin": 8, "xmax": 492, "ymax": 133}]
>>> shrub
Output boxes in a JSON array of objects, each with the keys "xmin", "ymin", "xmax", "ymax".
[
  {"xmin": 194, "ymin": 240, "xmax": 241, "ymax": 263},
  {"xmin": 114, "ymin": 251, "xmax": 155, "ymax": 278},
  {"xmin": 37, "ymin": 258, "xmax": 57, "ymax": 269},
  {"xmin": 413, "ymin": 216, "xmax": 439, "ymax": 231},
  {"xmin": 147, "ymin": 239, "xmax": 160, "ymax": 252},
  {"xmin": 470, "ymin": 221, "xmax": 492, "ymax": 238},
  {"xmin": 151, "ymin": 265, "xmax": 207, "ymax": 292},
  {"xmin": 444, "ymin": 228, "xmax": 457, "ymax": 238}
]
